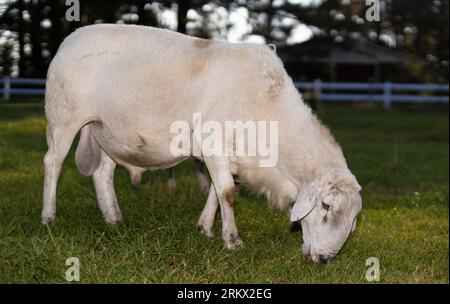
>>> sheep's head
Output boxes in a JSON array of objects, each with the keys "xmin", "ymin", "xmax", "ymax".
[{"xmin": 290, "ymin": 168, "xmax": 362, "ymax": 264}]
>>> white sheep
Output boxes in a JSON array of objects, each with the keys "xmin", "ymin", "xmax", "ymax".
[{"xmin": 42, "ymin": 24, "xmax": 362, "ymax": 263}]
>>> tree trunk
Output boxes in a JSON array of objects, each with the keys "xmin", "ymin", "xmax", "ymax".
[
  {"xmin": 29, "ymin": 0, "xmax": 43, "ymax": 77},
  {"xmin": 50, "ymin": 0, "xmax": 63, "ymax": 58},
  {"xmin": 137, "ymin": 0, "xmax": 147, "ymax": 25},
  {"xmin": 265, "ymin": 0, "xmax": 274, "ymax": 44},
  {"xmin": 105, "ymin": 0, "xmax": 117, "ymax": 24},
  {"xmin": 17, "ymin": 0, "xmax": 26, "ymax": 76},
  {"xmin": 177, "ymin": 0, "xmax": 190, "ymax": 34}
]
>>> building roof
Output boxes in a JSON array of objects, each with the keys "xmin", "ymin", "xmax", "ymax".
[{"xmin": 278, "ymin": 37, "xmax": 408, "ymax": 66}]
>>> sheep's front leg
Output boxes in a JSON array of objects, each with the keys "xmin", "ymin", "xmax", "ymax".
[
  {"xmin": 203, "ymin": 156, "xmax": 242, "ymax": 250},
  {"xmin": 197, "ymin": 185, "xmax": 218, "ymax": 237},
  {"xmin": 92, "ymin": 150, "xmax": 123, "ymax": 225}
]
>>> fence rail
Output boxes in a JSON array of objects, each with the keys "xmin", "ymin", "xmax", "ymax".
[
  {"xmin": 295, "ymin": 81, "xmax": 449, "ymax": 110},
  {"xmin": 1, "ymin": 77, "xmax": 449, "ymax": 110}
]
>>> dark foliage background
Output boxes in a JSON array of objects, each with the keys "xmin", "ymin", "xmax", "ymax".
[{"xmin": 0, "ymin": 0, "xmax": 448, "ymax": 83}]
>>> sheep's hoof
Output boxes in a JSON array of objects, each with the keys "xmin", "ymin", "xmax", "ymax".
[
  {"xmin": 104, "ymin": 215, "xmax": 123, "ymax": 226},
  {"xmin": 41, "ymin": 214, "xmax": 55, "ymax": 225},
  {"xmin": 224, "ymin": 237, "xmax": 244, "ymax": 250},
  {"xmin": 197, "ymin": 224, "xmax": 214, "ymax": 238},
  {"xmin": 105, "ymin": 218, "xmax": 123, "ymax": 226}
]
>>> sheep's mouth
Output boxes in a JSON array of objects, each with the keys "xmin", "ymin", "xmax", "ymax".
[{"xmin": 290, "ymin": 220, "xmax": 302, "ymax": 232}]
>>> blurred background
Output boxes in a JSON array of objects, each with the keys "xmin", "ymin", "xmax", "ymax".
[
  {"xmin": 0, "ymin": 1, "xmax": 448, "ymax": 283},
  {"xmin": 0, "ymin": 0, "xmax": 448, "ymax": 84}
]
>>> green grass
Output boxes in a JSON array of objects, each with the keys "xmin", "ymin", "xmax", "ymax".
[{"xmin": 0, "ymin": 103, "xmax": 448, "ymax": 283}]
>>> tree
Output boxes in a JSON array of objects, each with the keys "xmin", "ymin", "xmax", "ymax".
[
  {"xmin": 0, "ymin": 34, "xmax": 15, "ymax": 76},
  {"xmin": 29, "ymin": 0, "xmax": 44, "ymax": 77},
  {"xmin": 0, "ymin": 0, "xmax": 447, "ymax": 82},
  {"xmin": 17, "ymin": 0, "xmax": 26, "ymax": 76},
  {"xmin": 177, "ymin": 0, "xmax": 191, "ymax": 33}
]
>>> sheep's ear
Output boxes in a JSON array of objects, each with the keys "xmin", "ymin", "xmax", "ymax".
[{"xmin": 290, "ymin": 189, "xmax": 318, "ymax": 222}]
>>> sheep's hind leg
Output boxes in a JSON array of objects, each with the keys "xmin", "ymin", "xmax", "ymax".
[
  {"xmin": 194, "ymin": 159, "xmax": 210, "ymax": 195},
  {"xmin": 167, "ymin": 168, "xmax": 176, "ymax": 189},
  {"xmin": 92, "ymin": 150, "xmax": 123, "ymax": 225},
  {"xmin": 42, "ymin": 122, "xmax": 80, "ymax": 224}
]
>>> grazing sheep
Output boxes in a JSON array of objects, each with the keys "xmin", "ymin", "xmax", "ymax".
[{"xmin": 42, "ymin": 24, "xmax": 362, "ymax": 263}]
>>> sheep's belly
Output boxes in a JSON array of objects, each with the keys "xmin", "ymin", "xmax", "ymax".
[{"xmin": 90, "ymin": 122, "xmax": 188, "ymax": 171}]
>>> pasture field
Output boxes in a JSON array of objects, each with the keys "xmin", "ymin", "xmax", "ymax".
[{"xmin": 0, "ymin": 103, "xmax": 448, "ymax": 283}]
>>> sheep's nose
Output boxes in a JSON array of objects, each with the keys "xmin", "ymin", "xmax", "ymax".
[{"xmin": 318, "ymin": 254, "xmax": 331, "ymax": 264}]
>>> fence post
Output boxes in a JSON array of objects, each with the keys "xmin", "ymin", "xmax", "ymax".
[
  {"xmin": 383, "ymin": 81, "xmax": 391, "ymax": 111},
  {"xmin": 3, "ymin": 76, "xmax": 11, "ymax": 101},
  {"xmin": 3, "ymin": 77, "xmax": 11, "ymax": 101},
  {"xmin": 314, "ymin": 79, "xmax": 322, "ymax": 100}
]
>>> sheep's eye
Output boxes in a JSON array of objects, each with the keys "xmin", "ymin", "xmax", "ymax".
[{"xmin": 322, "ymin": 202, "xmax": 330, "ymax": 211}]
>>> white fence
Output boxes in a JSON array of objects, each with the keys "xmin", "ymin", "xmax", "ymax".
[
  {"xmin": 1, "ymin": 77, "xmax": 449, "ymax": 110},
  {"xmin": 295, "ymin": 81, "xmax": 449, "ymax": 110},
  {"xmin": 1, "ymin": 77, "xmax": 46, "ymax": 100}
]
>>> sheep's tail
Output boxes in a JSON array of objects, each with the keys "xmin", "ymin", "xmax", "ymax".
[{"xmin": 75, "ymin": 124, "xmax": 102, "ymax": 176}]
